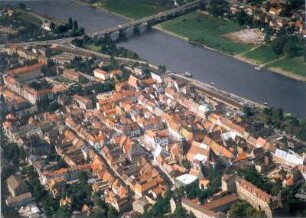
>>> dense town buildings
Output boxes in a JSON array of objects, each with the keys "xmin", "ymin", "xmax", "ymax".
[{"xmin": 1, "ymin": 35, "xmax": 305, "ymax": 217}]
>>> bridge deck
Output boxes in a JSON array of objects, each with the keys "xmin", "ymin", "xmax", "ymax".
[{"xmin": 90, "ymin": 0, "xmax": 204, "ymax": 37}]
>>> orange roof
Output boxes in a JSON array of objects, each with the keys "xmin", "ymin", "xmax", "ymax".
[
  {"xmin": 256, "ymin": 137, "xmax": 267, "ymax": 147},
  {"xmin": 27, "ymin": 87, "xmax": 53, "ymax": 96},
  {"xmin": 170, "ymin": 143, "xmax": 180, "ymax": 159},
  {"xmin": 142, "ymin": 78, "xmax": 156, "ymax": 85},
  {"xmin": 119, "ymin": 186, "xmax": 128, "ymax": 198},
  {"xmin": 3, "ymin": 121, "xmax": 12, "ymax": 129},
  {"xmin": 203, "ymin": 120, "xmax": 213, "ymax": 130},
  {"xmin": 233, "ymin": 152, "xmax": 249, "ymax": 162},
  {"xmin": 7, "ymin": 63, "xmax": 43, "ymax": 76},
  {"xmin": 156, "ymin": 155, "xmax": 164, "ymax": 165},
  {"xmin": 208, "ymin": 113, "xmax": 220, "ymax": 123},
  {"xmin": 203, "ymin": 136, "xmax": 234, "ymax": 159},
  {"xmin": 186, "ymin": 141, "xmax": 210, "ymax": 161},
  {"xmin": 203, "ymin": 195, "xmax": 238, "ymax": 210},
  {"xmin": 94, "ymin": 68, "xmax": 109, "ymax": 76},
  {"xmin": 220, "ymin": 116, "xmax": 245, "ymax": 134},
  {"xmin": 285, "ymin": 175, "xmax": 294, "ymax": 186},
  {"xmin": 128, "ymin": 75, "xmax": 139, "ymax": 88},
  {"xmin": 134, "ymin": 179, "xmax": 158, "ymax": 194}
]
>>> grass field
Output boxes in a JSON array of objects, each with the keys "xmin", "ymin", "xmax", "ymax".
[
  {"xmin": 15, "ymin": 11, "xmax": 42, "ymax": 26},
  {"xmin": 268, "ymin": 56, "xmax": 306, "ymax": 77},
  {"xmin": 100, "ymin": 0, "xmax": 171, "ymax": 19},
  {"xmin": 242, "ymin": 45, "xmax": 279, "ymax": 64},
  {"xmin": 55, "ymin": 76, "xmax": 74, "ymax": 84},
  {"xmin": 242, "ymin": 44, "xmax": 306, "ymax": 78},
  {"xmin": 161, "ymin": 12, "xmax": 253, "ymax": 55},
  {"xmin": 85, "ymin": 44, "xmax": 101, "ymax": 52}
]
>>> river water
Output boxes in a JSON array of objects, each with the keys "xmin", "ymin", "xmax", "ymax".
[{"xmin": 6, "ymin": 0, "xmax": 306, "ymax": 118}]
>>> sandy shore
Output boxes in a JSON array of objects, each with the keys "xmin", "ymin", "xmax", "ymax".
[{"xmin": 267, "ymin": 67, "xmax": 306, "ymax": 82}]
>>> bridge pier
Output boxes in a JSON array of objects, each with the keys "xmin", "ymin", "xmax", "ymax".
[
  {"xmin": 133, "ymin": 25, "xmax": 140, "ymax": 34},
  {"xmin": 146, "ymin": 22, "xmax": 152, "ymax": 31},
  {"xmin": 118, "ymin": 29, "xmax": 127, "ymax": 40}
]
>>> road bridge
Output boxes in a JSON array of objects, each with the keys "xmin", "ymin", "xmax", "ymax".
[{"xmin": 90, "ymin": 0, "xmax": 205, "ymax": 38}]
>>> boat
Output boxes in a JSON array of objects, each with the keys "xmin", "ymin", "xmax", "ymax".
[
  {"xmin": 210, "ymin": 82, "xmax": 215, "ymax": 85},
  {"xmin": 255, "ymin": 66, "xmax": 262, "ymax": 71},
  {"xmin": 264, "ymin": 102, "xmax": 268, "ymax": 105},
  {"xmin": 183, "ymin": 71, "xmax": 192, "ymax": 77}
]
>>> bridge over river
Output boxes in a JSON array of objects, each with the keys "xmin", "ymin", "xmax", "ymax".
[{"xmin": 90, "ymin": 0, "xmax": 205, "ymax": 38}]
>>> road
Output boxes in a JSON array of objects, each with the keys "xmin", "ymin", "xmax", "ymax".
[{"xmin": 171, "ymin": 73, "xmax": 265, "ymax": 109}]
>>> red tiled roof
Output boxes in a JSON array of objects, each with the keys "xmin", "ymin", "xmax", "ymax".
[
  {"xmin": 128, "ymin": 75, "xmax": 139, "ymax": 88},
  {"xmin": 94, "ymin": 69, "xmax": 109, "ymax": 76},
  {"xmin": 203, "ymin": 195, "xmax": 238, "ymax": 210},
  {"xmin": 7, "ymin": 63, "xmax": 43, "ymax": 75}
]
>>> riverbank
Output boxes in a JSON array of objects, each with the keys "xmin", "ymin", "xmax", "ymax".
[{"xmin": 158, "ymin": 12, "xmax": 306, "ymax": 82}]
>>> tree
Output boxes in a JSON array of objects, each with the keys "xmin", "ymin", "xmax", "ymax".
[
  {"xmin": 18, "ymin": 3, "xmax": 26, "ymax": 10},
  {"xmin": 235, "ymin": 10, "xmax": 251, "ymax": 26},
  {"xmin": 289, "ymin": 0, "xmax": 304, "ymax": 10},
  {"xmin": 237, "ymin": 168, "xmax": 272, "ymax": 193},
  {"xmin": 158, "ymin": 65, "xmax": 166, "ymax": 73},
  {"xmin": 40, "ymin": 65, "xmax": 48, "ymax": 75},
  {"xmin": 173, "ymin": 206, "xmax": 190, "ymax": 218},
  {"xmin": 107, "ymin": 207, "xmax": 118, "ymax": 218},
  {"xmin": 73, "ymin": 20, "xmax": 79, "ymax": 31},
  {"xmin": 229, "ymin": 201, "xmax": 264, "ymax": 218},
  {"xmin": 78, "ymin": 27, "xmax": 85, "ymax": 35},
  {"xmin": 283, "ymin": 36, "xmax": 299, "ymax": 56},
  {"xmin": 110, "ymin": 55, "xmax": 118, "ymax": 70},
  {"xmin": 68, "ymin": 17, "xmax": 73, "ymax": 30},
  {"xmin": 54, "ymin": 24, "xmax": 68, "ymax": 34},
  {"xmin": 209, "ymin": 0, "xmax": 229, "ymax": 17},
  {"xmin": 271, "ymin": 108, "xmax": 283, "ymax": 121},
  {"xmin": 271, "ymin": 36, "xmax": 287, "ymax": 55},
  {"xmin": 50, "ymin": 22, "xmax": 56, "ymax": 31},
  {"xmin": 41, "ymin": 195, "xmax": 59, "ymax": 217},
  {"xmin": 182, "ymin": 159, "xmax": 191, "ymax": 170},
  {"xmin": 264, "ymin": 34, "xmax": 271, "ymax": 44},
  {"xmin": 77, "ymin": 171, "xmax": 88, "ymax": 184},
  {"xmin": 271, "ymin": 179, "xmax": 283, "ymax": 196},
  {"xmin": 243, "ymin": 106, "xmax": 253, "ymax": 118},
  {"xmin": 2, "ymin": 205, "xmax": 20, "ymax": 218}
]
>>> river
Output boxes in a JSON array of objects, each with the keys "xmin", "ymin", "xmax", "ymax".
[{"xmin": 5, "ymin": 0, "xmax": 306, "ymax": 118}]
